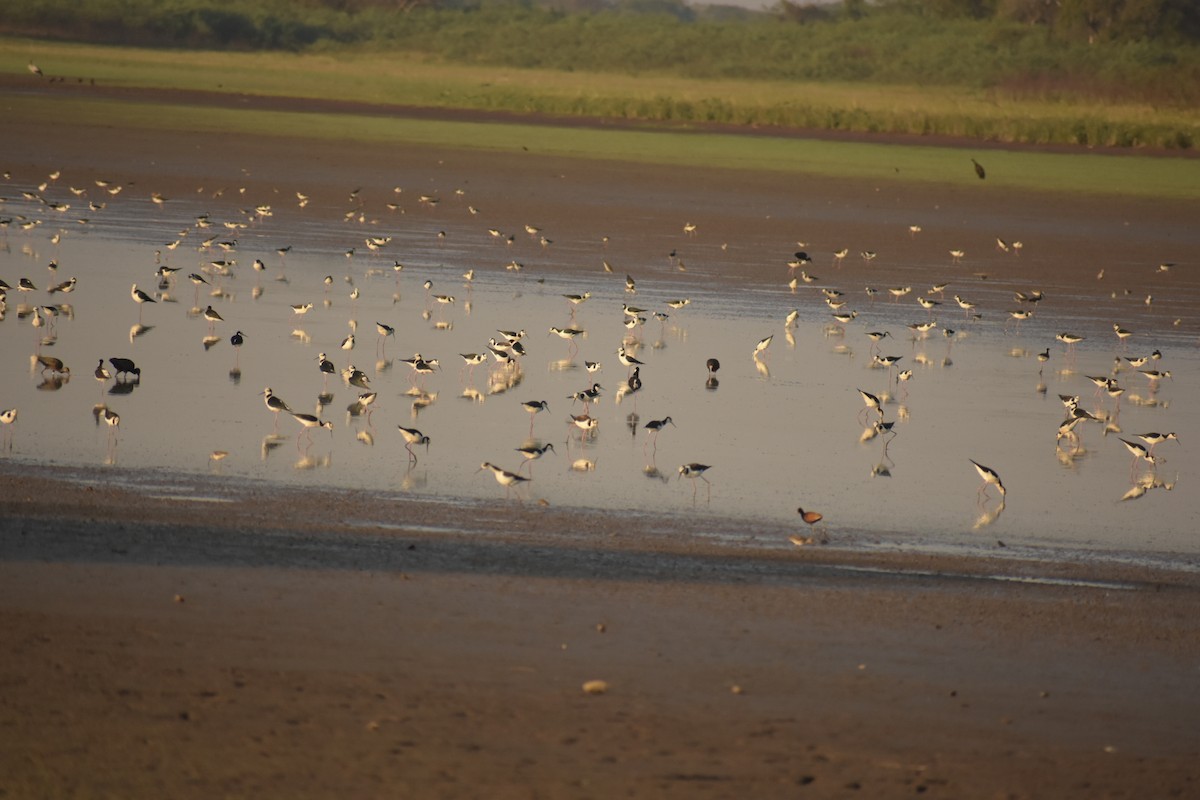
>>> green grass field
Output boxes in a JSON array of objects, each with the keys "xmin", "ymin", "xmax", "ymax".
[{"xmin": 4, "ymin": 39, "xmax": 1199, "ymax": 199}]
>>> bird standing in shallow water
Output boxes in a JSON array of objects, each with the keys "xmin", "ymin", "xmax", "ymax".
[
  {"xmin": 970, "ymin": 460, "xmax": 1005, "ymax": 500},
  {"xmin": 678, "ymin": 463, "xmax": 712, "ymax": 502},
  {"xmin": 478, "ymin": 461, "xmax": 530, "ymax": 499},
  {"xmin": 643, "ymin": 416, "xmax": 675, "ymax": 453},
  {"xmin": 397, "ymin": 425, "xmax": 431, "ymax": 463},
  {"xmin": 262, "ymin": 387, "xmax": 290, "ymax": 432},
  {"xmin": 792, "ymin": 506, "xmax": 828, "ymax": 545},
  {"xmin": 291, "ymin": 412, "xmax": 333, "ymax": 447},
  {"xmin": 131, "ymin": 283, "xmax": 155, "ymax": 321},
  {"xmin": 1, "ymin": 408, "xmax": 16, "ymax": 451}
]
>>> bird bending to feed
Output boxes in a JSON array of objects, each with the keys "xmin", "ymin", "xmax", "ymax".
[
  {"xmin": 478, "ymin": 461, "xmax": 530, "ymax": 498},
  {"xmin": 678, "ymin": 463, "xmax": 713, "ymax": 501},
  {"xmin": 970, "ymin": 459, "xmax": 1006, "ymax": 499},
  {"xmin": 753, "ymin": 336, "xmax": 773, "ymax": 358},
  {"xmin": 397, "ymin": 425, "xmax": 431, "ymax": 462},
  {"xmin": 1135, "ymin": 432, "xmax": 1178, "ymax": 455},
  {"xmin": 36, "ymin": 355, "xmax": 70, "ymax": 376},
  {"xmin": 291, "ymin": 412, "xmax": 333, "ymax": 444},
  {"xmin": 109, "ymin": 357, "xmax": 140, "ymax": 381}
]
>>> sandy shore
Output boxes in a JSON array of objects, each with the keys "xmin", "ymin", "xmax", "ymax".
[{"xmin": 3, "ymin": 86, "xmax": 1200, "ymax": 798}]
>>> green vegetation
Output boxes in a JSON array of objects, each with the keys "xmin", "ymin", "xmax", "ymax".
[
  {"xmin": 9, "ymin": 92, "xmax": 1200, "ymax": 200},
  {"xmin": 3, "ymin": 0, "xmax": 1199, "ymax": 149}
]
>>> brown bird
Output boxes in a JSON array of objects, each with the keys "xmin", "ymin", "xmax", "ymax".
[{"xmin": 971, "ymin": 158, "xmax": 986, "ymax": 180}]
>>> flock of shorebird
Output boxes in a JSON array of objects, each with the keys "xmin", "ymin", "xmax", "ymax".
[{"xmin": 0, "ymin": 158, "xmax": 1185, "ymax": 536}]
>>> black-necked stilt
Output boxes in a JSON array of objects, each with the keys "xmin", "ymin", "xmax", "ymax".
[
  {"xmin": 397, "ymin": 425, "xmax": 430, "ymax": 462},
  {"xmin": 1120, "ymin": 438, "xmax": 1157, "ymax": 475},
  {"xmin": 1135, "ymin": 432, "xmax": 1178, "ymax": 455},
  {"xmin": 522, "ymin": 399, "xmax": 549, "ymax": 433},
  {"xmin": 563, "ymin": 292, "xmax": 591, "ymax": 308},
  {"xmin": 643, "ymin": 416, "xmax": 674, "ymax": 453},
  {"xmin": 617, "ymin": 346, "xmax": 644, "ymax": 373},
  {"xmin": 291, "ymin": 302, "xmax": 313, "ymax": 315},
  {"xmin": 345, "ymin": 366, "xmax": 371, "ymax": 390},
  {"xmin": 131, "ymin": 283, "xmax": 155, "ymax": 320},
  {"xmin": 625, "ymin": 275, "xmax": 636, "ymax": 293},
  {"xmin": 515, "ymin": 442, "xmax": 555, "ymax": 472},
  {"xmin": 317, "ymin": 353, "xmax": 336, "ymax": 388},
  {"xmin": 857, "ymin": 389, "xmax": 882, "ymax": 423},
  {"xmin": 203, "ymin": 305, "xmax": 223, "ymax": 332},
  {"xmin": 0, "ymin": 408, "xmax": 16, "ymax": 451},
  {"xmin": 569, "ymin": 414, "xmax": 598, "ymax": 439},
  {"xmin": 478, "ymin": 461, "xmax": 529, "ymax": 498},
  {"xmin": 353, "ymin": 391, "xmax": 378, "ymax": 422},
  {"xmin": 291, "ymin": 412, "xmax": 333, "ymax": 446},
  {"xmin": 678, "ymin": 463, "xmax": 712, "ymax": 502},
  {"xmin": 1139, "ymin": 369, "xmax": 1172, "ymax": 385},
  {"xmin": 262, "ymin": 387, "xmax": 291, "ymax": 431},
  {"xmin": 753, "ymin": 335, "xmax": 773, "ymax": 359},
  {"xmin": 230, "ymin": 330, "xmax": 244, "ymax": 367},
  {"xmin": 1056, "ymin": 332, "xmax": 1085, "ymax": 352},
  {"xmin": 970, "ymin": 460, "xmax": 1006, "ymax": 499},
  {"xmin": 341, "ymin": 333, "xmax": 355, "ymax": 351}
]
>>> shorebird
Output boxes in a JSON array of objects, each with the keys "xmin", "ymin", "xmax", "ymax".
[
  {"xmin": 644, "ymin": 416, "xmax": 675, "ymax": 453},
  {"xmin": 478, "ymin": 462, "xmax": 530, "ymax": 498},
  {"xmin": 522, "ymin": 400, "xmax": 550, "ymax": 433},
  {"xmin": 1135, "ymin": 432, "xmax": 1178, "ymax": 454},
  {"xmin": 102, "ymin": 408, "xmax": 120, "ymax": 441},
  {"xmin": 203, "ymin": 305, "xmax": 223, "ymax": 332},
  {"xmin": 515, "ymin": 442, "xmax": 555, "ymax": 471},
  {"xmin": 0, "ymin": 408, "xmax": 16, "ymax": 451},
  {"xmin": 569, "ymin": 414, "xmax": 598, "ymax": 439},
  {"xmin": 857, "ymin": 389, "xmax": 882, "ymax": 423},
  {"xmin": 316, "ymin": 353, "xmax": 336, "ymax": 388},
  {"xmin": 397, "ymin": 425, "xmax": 430, "ymax": 462},
  {"xmin": 971, "ymin": 158, "xmax": 986, "ymax": 179},
  {"xmin": 678, "ymin": 463, "xmax": 712, "ymax": 501},
  {"xmin": 262, "ymin": 387, "xmax": 291, "ymax": 432},
  {"xmin": 131, "ymin": 283, "xmax": 155, "ymax": 320},
  {"xmin": 93, "ymin": 359, "xmax": 112, "ymax": 394},
  {"xmin": 1120, "ymin": 439, "xmax": 1157, "ymax": 474},
  {"xmin": 563, "ymin": 292, "xmax": 591, "ymax": 308},
  {"xmin": 864, "ymin": 331, "xmax": 891, "ymax": 357},
  {"xmin": 291, "ymin": 302, "xmax": 314, "ymax": 315},
  {"xmin": 1139, "ymin": 369, "xmax": 1172, "ymax": 385},
  {"xmin": 753, "ymin": 335, "xmax": 773, "ymax": 359},
  {"xmin": 970, "ymin": 460, "xmax": 1006, "ymax": 499},
  {"xmin": 617, "ymin": 346, "xmax": 644, "ymax": 372},
  {"xmin": 109, "ymin": 357, "xmax": 140, "ymax": 381},
  {"xmin": 291, "ymin": 412, "xmax": 333, "ymax": 446}
]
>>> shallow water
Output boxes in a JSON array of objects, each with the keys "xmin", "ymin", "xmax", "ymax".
[{"xmin": 2, "ymin": 161, "xmax": 1198, "ymax": 565}]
